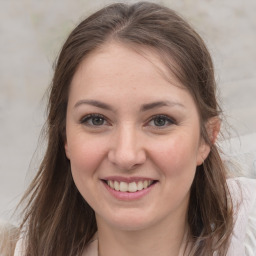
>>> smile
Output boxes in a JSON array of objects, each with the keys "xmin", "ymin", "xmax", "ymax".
[
  {"xmin": 101, "ymin": 178, "xmax": 158, "ymax": 200},
  {"xmin": 106, "ymin": 180, "xmax": 154, "ymax": 193}
]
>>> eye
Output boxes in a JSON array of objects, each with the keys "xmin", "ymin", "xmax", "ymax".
[
  {"xmin": 147, "ymin": 114, "xmax": 176, "ymax": 128},
  {"xmin": 80, "ymin": 114, "xmax": 108, "ymax": 126}
]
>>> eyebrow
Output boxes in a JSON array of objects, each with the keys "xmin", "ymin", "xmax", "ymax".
[
  {"xmin": 74, "ymin": 99, "xmax": 185, "ymax": 111},
  {"xmin": 74, "ymin": 99, "xmax": 114, "ymax": 111},
  {"xmin": 140, "ymin": 101, "xmax": 185, "ymax": 111}
]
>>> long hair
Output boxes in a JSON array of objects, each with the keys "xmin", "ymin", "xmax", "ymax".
[
  {"xmin": 18, "ymin": 2, "xmax": 233, "ymax": 255},
  {"xmin": 0, "ymin": 221, "xmax": 19, "ymax": 256}
]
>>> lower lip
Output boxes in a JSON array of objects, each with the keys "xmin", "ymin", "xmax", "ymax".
[{"xmin": 102, "ymin": 181, "xmax": 157, "ymax": 201}]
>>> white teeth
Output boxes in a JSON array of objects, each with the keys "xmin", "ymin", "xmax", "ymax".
[
  {"xmin": 119, "ymin": 182, "xmax": 128, "ymax": 192},
  {"xmin": 128, "ymin": 182, "xmax": 137, "ymax": 192},
  {"xmin": 106, "ymin": 180, "xmax": 154, "ymax": 192},
  {"xmin": 137, "ymin": 181, "xmax": 144, "ymax": 191},
  {"xmin": 143, "ymin": 180, "xmax": 148, "ymax": 189},
  {"xmin": 109, "ymin": 180, "xmax": 114, "ymax": 189},
  {"xmin": 114, "ymin": 181, "xmax": 120, "ymax": 191}
]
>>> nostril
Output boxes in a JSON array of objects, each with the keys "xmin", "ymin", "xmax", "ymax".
[{"xmin": 107, "ymin": 148, "xmax": 147, "ymax": 171}]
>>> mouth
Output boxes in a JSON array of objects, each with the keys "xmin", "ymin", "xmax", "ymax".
[{"xmin": 102, "ymin": 179, "xmax": 158, "ymax": 193}]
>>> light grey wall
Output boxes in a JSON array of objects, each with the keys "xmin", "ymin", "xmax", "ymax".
[{"xmin": 1, "ymin": 0, "xmax": 256, "ymax": 222}]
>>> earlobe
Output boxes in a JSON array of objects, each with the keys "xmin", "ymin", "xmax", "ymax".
[
  {"xmin": 196, "ymin": 117, "xmax": 221, "ymax": 166},
  {"xmin": 65, "ymin": 142, "xmax": 70, "ymax": 159},
  {"xmin": 197, "ymin": 142, "xmax": 210, "ymax": 166}
]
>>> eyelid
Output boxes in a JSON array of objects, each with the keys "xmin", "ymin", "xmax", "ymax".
[
  {"xmin": 80, "ymin": 113, "xmax": 110, "ymax": 126},
  {"xmin": 79, "ymin": 113, "xmax": 176, "ymax": 129},
  {"xmin": 146, "ymin": 114, "xmax": 176, "ymax": 128}
]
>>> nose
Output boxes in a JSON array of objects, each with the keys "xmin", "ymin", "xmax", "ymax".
[{"xmin": 108, "ymin": 124, "xmax": 146, "ymax": 171}]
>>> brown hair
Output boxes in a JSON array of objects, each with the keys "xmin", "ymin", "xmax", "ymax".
[
  {"xmin": 0, "ymin": 221, "xmax": 19, "ymax": 256},
  {"xmin": 18, "ymin": 2, "xmax": 233, "ymax": 255}
]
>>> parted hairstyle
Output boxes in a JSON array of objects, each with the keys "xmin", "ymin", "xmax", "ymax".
[{"xmin": 18, "ymin": 2, "xmax": 233, "ymax": 255}]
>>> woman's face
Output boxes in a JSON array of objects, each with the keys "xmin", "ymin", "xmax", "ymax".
[{"xmin": 65, "ymin": 42, "xmax": 210, "ymax": 231}]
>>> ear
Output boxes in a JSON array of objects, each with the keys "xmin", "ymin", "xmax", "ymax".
[
  {"xmin": 196, "ymin": 117, "xmax": 221, "ymax": 166},
  {"xmin": 206, "ymin": 116, "xmax": 221, "ymax": 144},
  {"xmin": 65, "ymin": 141, "xmax": 70, "ymax": 160}
]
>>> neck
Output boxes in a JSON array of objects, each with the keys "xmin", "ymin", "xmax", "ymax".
[{"xmin": 96, "ymin": 214, "xmax": 189, "ymax": 256}]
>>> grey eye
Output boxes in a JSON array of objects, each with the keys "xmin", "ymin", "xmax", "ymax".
[
  {"xmin": 148, "ymin": 115, "xmax": 175, "ymax": 128},
  {"xmin": 91, "ymin": 116, "xmax": 105, "ymax": 125},
  {"xmin": 81, "ymin": 114, "xmax": 107, "ymax": 126},
  {"xmin": 153, "ymin": 116, "xmax": 168, "ymax": 126}
]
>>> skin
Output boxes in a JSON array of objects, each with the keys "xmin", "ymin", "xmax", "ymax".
[{"xmin": 65, "ymin": 42, "xmax": 213, "ymax": 256}]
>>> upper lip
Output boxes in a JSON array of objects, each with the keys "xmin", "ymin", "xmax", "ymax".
[{"xmin": 101, "ymin": 176, "xmax": 156, "ymax": 183}]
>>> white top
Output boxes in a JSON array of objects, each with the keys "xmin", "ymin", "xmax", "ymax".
[
  {"xmin": 14, "ymin": 177, "xmax": 256, "ymax": 256},
  {"xmin": 226, "ymin": 177, "xmax": 256, "ymax": 256}
]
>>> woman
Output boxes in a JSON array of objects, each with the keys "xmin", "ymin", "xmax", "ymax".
[{"xmin": 14, "ymin": 2, "xmax": 256, "ymax": 255}]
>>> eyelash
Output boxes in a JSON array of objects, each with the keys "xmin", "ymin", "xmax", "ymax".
[
  {"xmin": 80, "ymin": 113, "xmax": 109, "ymax": 127},
  {"xmin": 80, "ymin": 114, "xmax": 176, "ymax": 128},
  {"xmin": 146, "ymin": 114, "xmax": 176, "ymax": 128}
]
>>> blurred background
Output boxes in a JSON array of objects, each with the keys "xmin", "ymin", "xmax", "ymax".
[{"xmin": 1, "ymin": 0, "xmax": 256, "ymax": 223}]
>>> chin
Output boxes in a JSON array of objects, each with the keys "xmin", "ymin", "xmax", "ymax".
[
  {"xmin": 110, "ymin": 220, "xmax": 152, "ymax": 232},
  {"xmin": 99, "ymin": 209, "xmax": 156, "ymax": 231}
]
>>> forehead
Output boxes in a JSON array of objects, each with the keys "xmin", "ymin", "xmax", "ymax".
[
  {"xmin": 71, "ymin": 42, "xmax": 184, "ymax": 92},
  {"xmin": 68, "ymin": 42, "xmax": 199, "ymax": 120}
]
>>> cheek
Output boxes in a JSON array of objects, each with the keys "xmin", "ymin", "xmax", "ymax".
[
  {"xmin": 68, "ymin": 138, "xmax": 107, "ymax": 205},
  {"xmin": 150, "ymin": 133, "xmax": 200, "ymax": 177},
  {"xmin": 67, "ymin": 135, "xmax": 107, "ymax": 180}
]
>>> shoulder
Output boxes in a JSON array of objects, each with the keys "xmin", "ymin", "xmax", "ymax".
[
  {"xmin": 0, "ymin": 220, "xmax": 19, "ymax": 256},
  {"xmin": 82, "ymin": 233, "xmax": 98, "ymax": 256},
  {"xmin": 14, "ymin": 233, "xmax": 99, "ymax": 256},
  {"xmin": 227, "ymin": 177, "xmax": 256, "ymax": 256},
  {"xmin": 13, "ymin": 238, "xmax": 25, "ymax": 256},
  {"xmin": 13, "ymin": 237, "xmax": 99, "ymax": 256}
]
